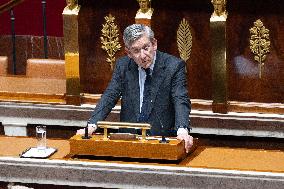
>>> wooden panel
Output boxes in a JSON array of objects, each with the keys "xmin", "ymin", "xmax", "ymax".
[
  {"xmin": 0, "ymin": 35, "xmax": 64, "ymax": 75},
  {"xmin": 78, "ymin": 0, "xmax": 213, "ymax": 100},
  {"xmin": 1, "ymin": 136, "xmax": 284, "ymax": 173},
  {"xmin": 0, "ymin": 76, "xmax": 65, "ymax": 94},
  {"xmin": 183, "ymin": 146, "xmax": 284, "ymax": 173},
  {"xmin": 0, "ymin": 136, "xmax": 69, "ymax": 159},
  {"xmin": 0, "ymin": 76, "xmax": 66, "ymax": 104},
  {"xmin": 78, "ymin": 0, "xmax": 284, "ymax": 104},
  {"xmin": 0, "ymin": 0, "xmax": 282, "ymax": 105},
  {"xmin": 70, "ymin": 134, "xmax": 187, "ymax": 160},
  {"xmin": 0, "ymin": 56, "xmax": 8, "ymax": 76},
  {"xmin": 227, "ymin": 0, "xmax": 284, "ymax": 103},
  {"xmin": 79, "ymin": 0, "xmax": 136, "ymax": 94},
  {"xmin": 152, "ymin": 0, "xmax": 212, "ymax": 100},
  {"xmin": 26, "ymin": 59, "xmax": 65, "ymax": 79}
]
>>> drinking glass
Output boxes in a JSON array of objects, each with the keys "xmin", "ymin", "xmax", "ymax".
[{"xmin": 36, "ymin": 125, "xmax": 46, "ymax": 150}]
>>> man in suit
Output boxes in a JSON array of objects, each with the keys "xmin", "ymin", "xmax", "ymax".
[{"xmin": 77, "ymin": 24, "xmax": 193, "ymax": 152}]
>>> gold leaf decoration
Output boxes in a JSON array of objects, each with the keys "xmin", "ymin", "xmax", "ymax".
[
  {"xmin": 100, "ymin": 14, "xmax": 121, "ymax": 70},
  {"xmin": 249, "ymin": 19, "xmax": 270, "ymax": 78},
  {"xmin": 177, "ymin": 18, "xmax": 192, "ymax": 63}
]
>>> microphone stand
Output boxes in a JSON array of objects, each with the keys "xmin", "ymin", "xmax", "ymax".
[
  {"xmin": 81, "ymin": 124, "xmax": 92, "ymax": 139},
  {"xmin": 154, "ymin": 111, "xmax": 169, "ymax": 143},
  {"xmin": 159, "ymin": 126, "xmax": 169, "ymax": 143},
  {"xmin": 160, "ymin": 135, "xmax": 168, "ymax": 143}
]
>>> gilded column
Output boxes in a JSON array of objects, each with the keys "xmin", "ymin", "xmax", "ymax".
[
  {"xmin": 63, "ymin": 0, "xmax": 81, "ymax": 105},
  {"xmin": 210, "ymin": 0, "xmax": 228, "ymax": 113}
]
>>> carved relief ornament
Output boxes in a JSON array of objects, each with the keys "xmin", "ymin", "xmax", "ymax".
[
  {"xmin": 177, "ymin": 18, "xmax": 192, "ymax": 67},
  {"xmin": 249, "ymin": 19, "xmax": 271, "ymax": 78},
  {"xmin": 100, "ymin": 14, "xmax": 122, "ymax": 70}
]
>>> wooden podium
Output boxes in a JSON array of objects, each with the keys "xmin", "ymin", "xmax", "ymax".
[{"xmin": 69, "ymin": 121, "xmax": 187, "ymax": 160}]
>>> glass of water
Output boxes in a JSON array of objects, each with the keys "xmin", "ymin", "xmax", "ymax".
[{"xmin": 36, "ymin": 125, "xmax": 46, "ymax": 150}]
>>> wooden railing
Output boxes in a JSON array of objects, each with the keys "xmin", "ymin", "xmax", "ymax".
[{"xmin": 0, "ymin": 0, "xmax": 25, "ymax": 15}]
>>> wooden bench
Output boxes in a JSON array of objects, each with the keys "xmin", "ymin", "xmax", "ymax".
[
  {"xmin": 0, "ymin": 56, "xmax": 8, "ymax": 76},
  {"xmin": 26, "ymin": 58, "xmax": 65, "ymax": 79},
  {"xmin": 0, "ymin": 59, "xmax": 67, "ymax": 104},
  {"xmin": 0, "ymin": 76, "xmax": 66, "ymax": 104}
]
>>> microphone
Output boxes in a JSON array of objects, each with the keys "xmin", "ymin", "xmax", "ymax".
[
  {"xmin": 81, "ymin": 122, "xmax": 91, "ymax": 139},
  {"xmin": 155, "ymin": 111, "xmax": 169, "ymax": 143}
]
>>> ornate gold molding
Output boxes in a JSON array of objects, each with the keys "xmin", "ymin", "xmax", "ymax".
[
  {"xmin": 177, "ymin": 18, "xmax": 192, "ymax": 64},
  {"xmin": 101, "ymin": 14, "xmax": 121, "ymax": 70},
  {"xmin": 249, "ymin": 19, "xmax": 270, "ymax": 78}
]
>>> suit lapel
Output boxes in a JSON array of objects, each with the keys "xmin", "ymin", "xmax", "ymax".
[
  {"xmin": 127, "ymin": 59, "xmax": 140, "ymax": 119},
  {"xmin": 127, "ymin": 51, "xmax": 167, "ymax": 121},
  {"xmin": 148, "ymin": 51, "xmax": 166, "ymax": 114}
]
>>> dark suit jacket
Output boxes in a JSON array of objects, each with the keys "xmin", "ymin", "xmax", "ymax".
[{"xmin": 89, "ymin": 51, "xmax": 191, "ymax": 136}]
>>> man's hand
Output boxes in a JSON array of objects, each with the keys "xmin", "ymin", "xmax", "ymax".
[
  {"xmin": 76, "ymin": 124, "xmax": 97, "ymax": 135},
  {"xmin": 177, "ymin": 131, "xmax": 193, "ymax": 153}
]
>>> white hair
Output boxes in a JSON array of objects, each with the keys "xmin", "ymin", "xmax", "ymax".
[{"xmin": 123, "ymin": 24, "xmax": 154, "ymax": 48}]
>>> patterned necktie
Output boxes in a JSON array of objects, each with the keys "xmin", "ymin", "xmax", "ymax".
[{"xmin": 138, "ymin": 68, "xmax": 152, "ymax": 122}]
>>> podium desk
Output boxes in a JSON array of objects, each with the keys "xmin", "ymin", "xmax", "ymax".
[{"xmin": 0, "ymin": 136, "xmax": 284, "ymax": 188}]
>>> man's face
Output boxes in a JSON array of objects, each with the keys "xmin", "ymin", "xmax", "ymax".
[{"xmin": 126, "ymin": 34, "xmax": 157, "ymax": 69}]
